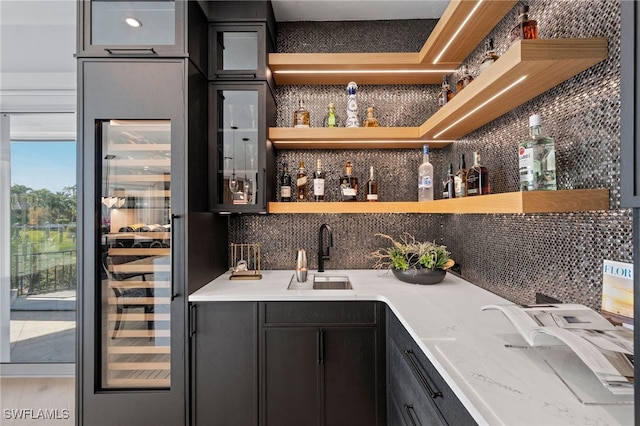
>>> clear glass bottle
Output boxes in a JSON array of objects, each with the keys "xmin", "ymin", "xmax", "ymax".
[
  {"xmin": 478, "ymin": 38, "xmax": 499, "ymax": 74},
  {"xmin": 509, "ymin": 4, "xmax": 539, "ymax": 46},
  {"xmin": 456, "ymin": 64, "xmax": 473, "ymax": 93},
  {"xmin": 322, "ymin": 102, "xmax": 341, "ymax": 127},
  {"xmin": 519, "ymin": 114, "xmax": 557, "ymax": 191},
  {"xmin": 418, "ymin": 144, "xmax": 434, "ymax": 201},
  {"xmin": 293, "ymin": 99, "xmax": 310, "ymax": 128},
  {"xmin": 466, "ymin": 151, "xmax": 490, "ymax": 196},
  {"xmin": 438, "ymin": 75, "xmax": 454, "ymax": 108},
  {"xmin": 280, "ymin": 162, "xmax": 292, "ymax": 202},
  {"xmin": 366, "ymin": 166, "xmax": 378, "ymax": 202},
  {"xmin": 339, "ymin": 161, "xmax": 358, "ymax": 201},
  {"xmin": 442, "ymin": 163, "xmax": 456, "ymax": 199},
  {"xmin": 454, "ymin": 153, "xmax": 467, "ymax": 198},
  {"xmin": 312, "ymin": 159, "xmax": 326, "ymax": 201},
  {"xmin": 362, "ymin": 106, "xmax": 380, "ymax": 127},
  {"xmin": 296, "ymin": 161, "xmax": 308, "ymax": 201}
]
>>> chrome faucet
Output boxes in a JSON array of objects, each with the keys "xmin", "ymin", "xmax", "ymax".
[{"xmin": 317, "ymin": 223, "xmax": 333, "ymax": 272}]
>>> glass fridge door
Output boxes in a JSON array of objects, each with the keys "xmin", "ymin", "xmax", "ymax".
[{"xmin": 99, "ymin": 119, "xmax": 172, "ymax": 389}]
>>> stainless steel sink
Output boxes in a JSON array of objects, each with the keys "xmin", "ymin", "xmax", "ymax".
[
  {"xmin": 287, "ymin": 274, "xmax": 353, "ymax": 290},
  {"xmin": 313, "ymin": 275, "xmax": 352, "ymax": 290}
]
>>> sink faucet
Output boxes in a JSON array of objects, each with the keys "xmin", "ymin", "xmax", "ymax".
[{"xmin": 318, "ymin": 223, "xmax": 333, "ymax": 272}]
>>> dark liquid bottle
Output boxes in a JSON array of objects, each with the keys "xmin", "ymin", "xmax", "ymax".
[
  {"xmin": 510, "ymin": 4, "xmax": 539, "ymax": 46},
  {"xmin": 454, "ymin": 154, "xmax": 467, "ymax": 198},
  {"xmin": 280, "ymin": 162, "xmax": 292, "ymax": 202},
  {"xmin": 339, "ymin": 161, "xmax": 358, "ymax": 201},
  {"xmin": 442, "ymin": 163, "xmax": 456, "ymax": 199},
  {"xmin": 466, "ymin": 151, "xmax": 490, "ymax": 196},
  {"xmin": 296, "ymin": 161, "xmax": 308, "ymax": 201}
]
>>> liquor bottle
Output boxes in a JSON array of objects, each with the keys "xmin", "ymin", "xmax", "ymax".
[
  {"xmin": 455, "ymin": 64, "xmax": 473, "ymax": 93},
  {"xmin": 417, "ymin": 144, "xmax": 434, "ymax": 201},
  {"xmin": 322, "ymin": 102, "xmax": 341, "ymax": 127},
  {"xmin": 312, "ymin": 159, "xmax": 326, "ymax": 201},
  {"xmin": 345, "ymin": 81, "xmax": 360, "ymax": 128},
  {"xmin": 366, "ymin": 166, "xmax": 378, "ymax": 202},
  {"xmin": 442, "ymin": 163, "xmax": 456, "ymax": 199},
  {"xmin": 509, "ymin": 4, "xmax": 539, "ymax": 46},
  {"xmin": 293, "ymin": 99, "xmax": 310, "ymax": 128},
  {"xmin": 280, "ymin": 162, "xmax": 292, "ymax": 202},
  {"xmin": 454, "ymin": 153, "xmax": 467, "ymax": 198},
  {"xmin": 438, "ymin": 75, "xmax": 454, "ymax": 108},
  {"xmin": 478, "ymin": 38, "xmax": 499, "ymax": 75},
  {"xmin": 466, "ymin": 151, "xmax": 490, "ymax": 196},
  {"xmin": 362, "ymin": 106, "xmax": 380, "ymax": 127},
  {"xmin": 339, "ymin": 161, "xmax": 358, "ymax": 201},
  {"xmin": 519, "ymin": 114, "xmax": 557, "ymax": 191},
  {"xmin": 296, "ymin": 161, "xmax": 308, "ymax": 201}
]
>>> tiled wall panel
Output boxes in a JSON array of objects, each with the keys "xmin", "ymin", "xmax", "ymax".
[{"xmin": 229, "ymin": 0, "xmax": 632, "ymax": 309}]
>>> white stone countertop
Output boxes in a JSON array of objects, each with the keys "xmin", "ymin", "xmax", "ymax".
[{"xmin": 190, "ymin": 269, "xmax": 634, "ymax": 425}]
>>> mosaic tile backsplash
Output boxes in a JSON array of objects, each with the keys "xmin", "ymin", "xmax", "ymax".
[{"xmin": 230, "ymin": 0, "xmax": 632, "ymax": 310}]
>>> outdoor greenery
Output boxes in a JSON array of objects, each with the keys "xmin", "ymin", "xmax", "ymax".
[{"xmin": 10, "ymin": 184, "xmax": 77, "ymax": 294}]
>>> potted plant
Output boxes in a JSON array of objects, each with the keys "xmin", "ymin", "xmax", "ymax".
[{"xmin": 370, "ymin": 233, "xmax": 454, "ymax": 285}]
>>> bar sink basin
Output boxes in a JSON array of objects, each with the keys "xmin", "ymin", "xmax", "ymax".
[
  {"xmin": 313, "ymin": 275, "xmax": 352, "ymax": 290},
  {"xmin": 287, "ymin": 274, "xmax": 353, "ymax": 290}
]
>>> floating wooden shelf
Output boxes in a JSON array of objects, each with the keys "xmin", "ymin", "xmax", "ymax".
[
  {"xmin": 269, "ymin": 0, "xmax": 517, "ymax": 85},
  {"xmin": 268, "ymin": 189, "xmax": 609, "ymax": 214},
  {"xmin": 420, "ymin": 38, "xmax": 609, "ymax": 140},
  {"xmin": 269, "ymin": 127, "xmax": 452, "ymax": 149},
  {"xmin": 270, "ymin": 39, "xmax": 608, "ymax": 148}
]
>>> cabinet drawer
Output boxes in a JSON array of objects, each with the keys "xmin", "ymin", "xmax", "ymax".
[
  {"xmin": 261, "ymin": 301, "xmax": 378, "ymax": 326},
  {"xmin": 388, "ymin": 309, "xmax": 476, "ymax": 426}
]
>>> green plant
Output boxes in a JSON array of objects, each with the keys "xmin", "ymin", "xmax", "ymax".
[{"xmin": 370, "ymin": 233, "xmax": 454, "ymax": 271}]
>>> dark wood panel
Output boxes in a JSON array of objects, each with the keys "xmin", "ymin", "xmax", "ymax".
[{"xmin": 262, "ymin": 301, "xmax": 378, "ymax": 326}]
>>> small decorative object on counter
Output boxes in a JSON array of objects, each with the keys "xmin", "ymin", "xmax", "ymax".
[
  {"xmin": 362, "ymin": 106, "xmax": 380, "ymax": 127},
  {"xmin": 519, "ymin": 114, "xmax": 556, "ymax": 191},
  {"xmin": 296, "ymin": 160, "xmax": 308, "ymax": 201},
  {"xmin": 280, "ymin": 161, "xmax": 292, "ymax": 202},
  {"xmin": 322, "ymin": 102, "xmax": 341, "ymax": 127},
  {"xmin": 345, "ymin": 81, "xmax": 360, "ymax": 127},
  {"xmin": 510, "ymin": 3, "xmax": 538, "ymax": 46},
  {"xmin": 438, "ymin": 75, "xmax": 454, "ymax": 108},
  {"xmin": 454, "ymin": 153, "xmax": 467, "ymax": 198},
  {"xmin": 312, "ymin": 159, "xmax": 326, "ymax": 201},
  {"xmin": 366, "ymin": 166, "xmax": 378, "ymax": 201},
  {"xmin": 466, "ymin": 151, "xmax": 490, "ymax": 196},
  {"xmin": 293, "ymin": 99, "xmax": 310, "ymax": 128},
  {"xmin": 455, "ymin": 64, "xmax": 473, "ymax": 93},
  {"xmin": 478, "ymin": 38, "xmax": 499, "ymax": 74},
  {"xmin": 339, "ymin": 161, "xmax": 358, "ymax": 201},
  {"xmin": 417, "ymin": 144, "xmax": 434, "ymax": 201},
  {"xmin": 229, "ymin": 243, "xmax": 262, "ymax": 280},
  {"xmin": 370, "ymin": 233, "xmax": 454, "ymax": 285},
  {"xmin": 295, "ymin": 248, "xmax": 308, "ymax": 282},
  {"xmin": 442, "ymin": 163, "xmax": 456, "ymax": 199}
]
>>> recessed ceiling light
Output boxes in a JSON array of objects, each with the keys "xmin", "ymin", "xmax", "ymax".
[{"xmin": 125, "ymin": 17, "xmax": 142, "ymax": 28}]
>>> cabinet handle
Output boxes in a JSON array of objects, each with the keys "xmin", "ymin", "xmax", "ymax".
[
  {"xmin": 170, "ymin": 214, "xmax": 181, "ymax": 301},
  {"xmin": 104, "ymin": 48, "xmax": 156, "ymax": 55},
  {"xmin": 189, "ymin": 304, "xmax": 197, "ymax": 338},
  {"xmin": 404, "ymin": 404, "xmax": 419, "ymax": 426},
  {"xmin": 213, "ymin": 72, "xmax": 257, "ymax": 78},
  {"xmin": 317, "ymin": 329, "xmax": 324, "ymax": 364},
  {"xmin": 403, "ymin": 349, "xmax": 442, "ymax": 399}
]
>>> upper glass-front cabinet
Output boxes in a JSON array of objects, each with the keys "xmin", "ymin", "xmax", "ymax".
[
  {"xmin": 209, "ymin": 23, "xmax": 272, "ymax": 80},
  {"xmin": 210, "ymin": 82, "xmax": 276, "ymax": 213},
  {"xmin": 78, "ymin": 0, "xmax": 186, "ymax": 57}
]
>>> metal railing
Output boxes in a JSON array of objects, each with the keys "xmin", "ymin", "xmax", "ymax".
[{"xmin": 11, "ymin": 250, "xmax": 77, "ymax": 296}]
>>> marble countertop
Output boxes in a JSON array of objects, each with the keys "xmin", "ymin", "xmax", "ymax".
[{"xmin": 190, "ymin": 269, "xmax": 634, "ymax": 425}]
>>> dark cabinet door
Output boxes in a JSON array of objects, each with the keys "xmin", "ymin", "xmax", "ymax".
[
  {"xmin": 323, "ymin": 327, "xmax": 381, "ymax": 426},
  {"xmin": 209, "ymin": 23, "xmax": 273, "ymax": 81},
  {"xmin": 262, "ymin": 328, "xmax": 320, "ymax": 426},
  {"xmin": 78, "ymin": 0, "xmax": 187, "ymax": 57},
  {"xmin": 191, "ymin": 302, "xmax": 258, "ymax": 426},
  {"xmin": 209, "ymin": 82, "xmax": 276, "ymax": 213}
]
